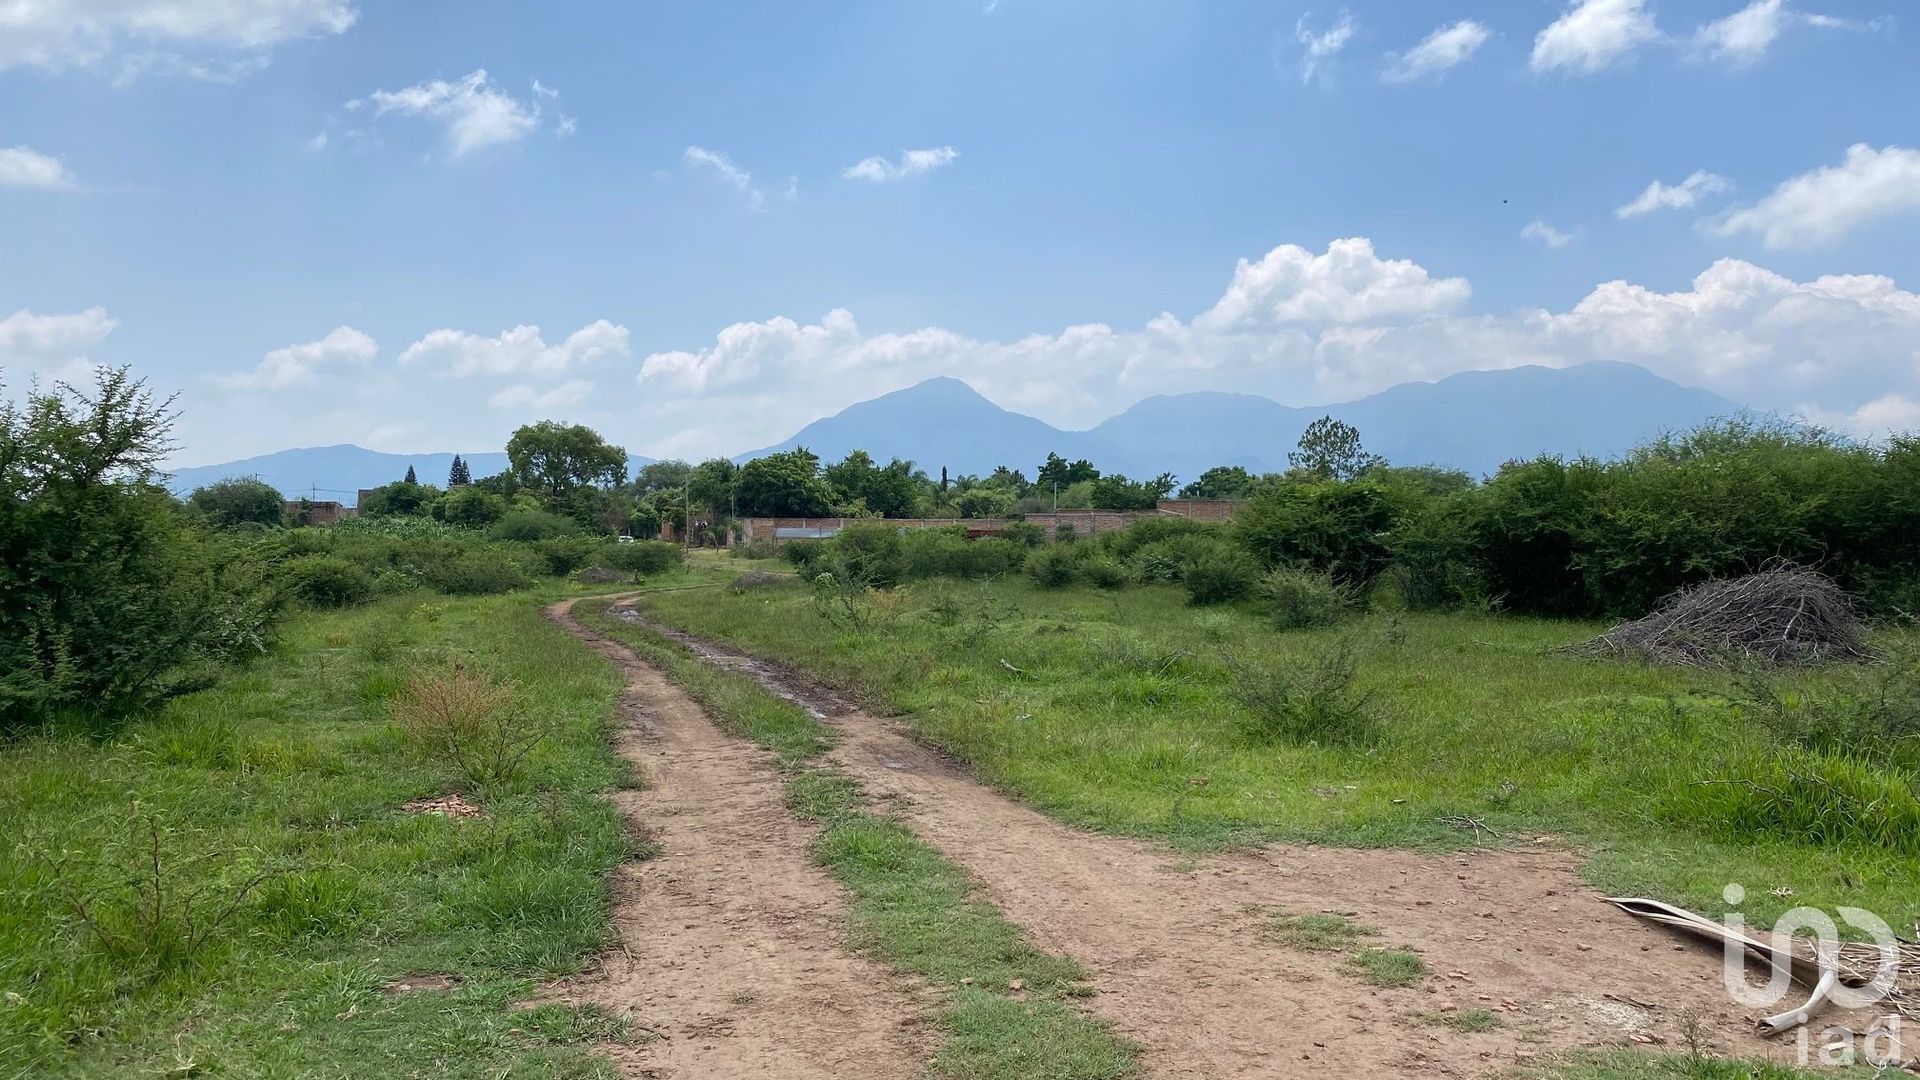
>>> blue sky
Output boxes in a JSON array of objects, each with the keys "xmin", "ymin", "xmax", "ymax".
[{"xmin": 2, "ymin": 0, "xmax": 1917, "ymax": 465}]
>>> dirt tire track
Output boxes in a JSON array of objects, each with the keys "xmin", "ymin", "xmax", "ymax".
[
  {"xmin": 613, "ymin": 601, "xmax": 1859, "ymax": 1079},
  {"xmin": 544, "ymin": 598, "xmax": 933, "ymax": 1079}
]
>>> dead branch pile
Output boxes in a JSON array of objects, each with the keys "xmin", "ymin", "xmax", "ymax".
[{"xmin": 1571, "ymin": 564, "xmax": 1870, "ymax": 668}]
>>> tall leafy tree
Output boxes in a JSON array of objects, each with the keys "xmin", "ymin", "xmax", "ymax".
[
  {"xmin": 1179, "ymin": 465, "xmax": 1256, "ymax": 500},
  {"xmin": 447, "ymin": 454, "xmax": 472, "ymax": 486},
  {"xmin": 506, "ymin": 420, "xmax": 628, "ymax": 499},
  {"xmin": 403, "ymin": 465, "xmax": 417, "ymax": 484},
  {"xmin": 1289, "ymin": 417, "xmax": 1383, "ymax": 481},
  {"xmin": 734, "ymin": 448, "xmax": 834, "ymax": 517},
  {"xmin": 189, "ymin": 476, "xmax": 285, "ymax": 527},
  {"xmin": 688, "ymin": 457, "xmax": 740, "ymax": 515},
  {"xmin": 1036, "ymin": 452, "xmax": 1099, "ymax": 490}
]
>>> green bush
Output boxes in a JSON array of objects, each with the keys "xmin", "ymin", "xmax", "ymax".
[
  {"xmin": 1231, "ymin": 638, "xmax": 1377, "ymax": 747},
  {"xmin": 1233, "ymin": 479, "xmax": 1403, "ymax": 586},
  {"xmin": 532, "ymin": 536, "xmax": 597, "ymax": 576},
  {"xmin": 597, "ymin": 540, "xmax": 684, "ymax": 576},
  {"xmin": 283, "ymin": 555, "xmax": 375, "ymax": 608},
  {"xmin": 781, "ymin": 538, "xmax": 824, "ymax": 571},
  {"xmin": 1081, "ymin": 556, "xmax": 1129, "ymax": 590},
  {"xmin": 1094, "ymin": 516, "xmax": 1222, "ymax": 560},
  {"xmin": 420, "ymin": 551, "xmax": 532, "ymax": 595},
  {"xmin": 1001, "ymin": 521, "xmax": 1046, "ymax": 548},
  {"xmin": 1182, "ymin": 546, "xmax": 1259, "ymax": 605},
  {"xmin": 487, "ymin": 509, "xmax": 585, "ymax": 542},
  {"xmin": 1023, "ymin": 545, "xmax": 1081, "ymax": 588},
  {"xmin": 433, "ymin": 487, "xmax": 507, "ymax": 528},
  {"xmin": 830, "ymin": 521, "xmax": 905, "ymax": 586},
  {"xmin": 1663, "ymin": 747, "xmax": 1920, "ymax": 855},
  {"xmin": 1258, "ymin": 566, "xmax": 1353, "ymax": 629}
]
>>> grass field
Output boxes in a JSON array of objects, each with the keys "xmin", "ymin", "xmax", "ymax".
[
  {"xmin": 637, "ymin": 573, "xmax": 1920, "ymax": 933},
  {"xmin": 0, "ymin": 574, "xmax": 714, "ymax": 1079}
]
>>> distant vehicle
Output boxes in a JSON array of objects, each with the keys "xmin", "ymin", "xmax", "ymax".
[{"xmin": 617, "ymin": 535, "xmax": 636, "ymax": 544}]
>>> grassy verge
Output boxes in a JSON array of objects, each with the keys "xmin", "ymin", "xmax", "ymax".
[
  {"xmin": 0, "ymin": 574, "xmax": 717, "ymax": 1078},
  {"xmin": 629, "ymin": 575, "xmax": 1920, "ymax": 930},
  {"xmin": 575, "ymin": 598, "xmax": 1137, "ymax": 1080}
]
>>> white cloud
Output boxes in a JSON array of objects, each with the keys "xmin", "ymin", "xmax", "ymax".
[
  {"xmin": 1616, "ymin": 170, "xmax": 1732, "ymax": 218},
  {"xmin": 399, "ymin": 320, "xmax": 630, "ymax": 377},
  {"xmin": 0, "ymin": 307, "xmax": 118, "ymax": 363},
  {"xmin": 628, "ymin": 239, "xmax": 1920, "ymax": 457},
  {"xmin": 1383, "ymin": 20, "xmax": 1490, "ymax": 83},
  {"xmin": 1689, "ymin": 0, "xmax": 1880, "ymax": 66},
  {"xmin": 1521, "ymin": 221, "xmax": 1575, "ymax": 248},
  {"xmin": 1709, "ymin": 144, "xmax": 1920, "ymax": 249},
  {"xmin": 842, "ymin": 146, "xmax": 960, "ymax": 183},
  {"xmin": 488, "ymin": 378, "xmax": 594, "ymax": 410},
  {"xmin": 222, "ymin": 326, "xmax": 376, "ymax": 389},
  {"xmin": 1295, "ymin": 11, "xmax": 1358, "ymax": 84},
  {"xmin": 0, "ymin": 0, "xmax": 356, "ymax": 75},
  {"xmin": 358, "ymin": 70, "xmax": 557, "ymax": 156},
  {"xmin": 0, "ymin": 146, "xmax": 76, "ymax": 190},
  {"xmin": 1531, "ymin": 0, "xmax": 1660, "ymax": 74},
  {"xmin": 684, "ymin": 145, "xmax": 769, "ymax": 210}
]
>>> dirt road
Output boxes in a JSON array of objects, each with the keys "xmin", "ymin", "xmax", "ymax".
[
  {"xmin": 544, "ymin": 598, "xmax": 932, "ymax": 1079},
  {"xmin": 556, "ymin": 595, "xmax": 1849, "ymax": 1078}
]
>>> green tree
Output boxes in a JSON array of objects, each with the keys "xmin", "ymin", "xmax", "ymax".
[
  {"xmin": 824, "ymin": 450, "xmax": 923, "ymax": 517},
  {"xmin": 634, "ymin": 459, "xmax": 693, "ymax": 495},
  {"xmin": 432, "ymin": 485, "xmax": 507, "ymax": 527},
  {"xmin": 1089, "ymin": 472, "xmax": 1176, "ymax": 510},
  {"xmin": 188, "ymin": 476, "xmax": 284, "ymax": 527},
  {"xmin": 1289, "ymin": 417, "xmax": 1383, "ymax": 481},
  {"xmin": 506, "ymin": 421, "xmax": 628, "ymax": 500},
  {"xmin": 360, "ymin": 479, "xmax": 439, "ymax": 516},
  {"xmin": 1036, "ymin": 452, "xmax": 1099, "ymax": 490},
  {"xmin": 447, "ymin": 454, "xmax": 472, "ymax": 486},
  {"xmin": 2, "ymin": 368, "xmax": 270, "ymax": 725},
  {"xmin": 734, "ymin": 448, "xmax": 834, "ymax": 517},
  {"xmin": 1179, "ymin": 465, "xmax": 1255, "ymax": 500},
  {"xmin": 403, "ymin": 464, "xmax": 417, "ymax": 484},
  {"xmin": 688, "ymin": 457, "xmax": 739, "ymax": 514}
]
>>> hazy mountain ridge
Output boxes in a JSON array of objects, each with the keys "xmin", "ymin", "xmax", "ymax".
[{"xmin": 171, "ymin": 363, "xmax": 1741, "ymax": 501}]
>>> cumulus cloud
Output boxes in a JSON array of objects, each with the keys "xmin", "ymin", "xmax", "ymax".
[
  {"xmin": 842, "ymin": 147, "xmax": 960, "ymax": 183},
  {"xmin": 221, "ymin": 326, "xmax": 376, "ymax": 389},
  {"xmin": 399, "ymin": 320, "xmax": 630, "ymax": 377},
  {"xmin": 1709, "ymin": 144, "xmax": 1920, "ymax": 249},
  {"xmin": 1531, "ymin": 0, "xmax": 1660, "ymax": 74},
  {"xmin": 0, "ymin": 307, "xmax": 118, "ymax": 364},
  {"xmin": 0, "ymin": 0, "xmax": 356, "ymax": 76},
  {"xmin": 355, "ymin": 70, "xmax": 560, "ymax": 156},
  {"xmin": 1616, "ymin": 170, "xmax": 1732, "ymax": 218},
  {"xmin": 628, "ymin": 238, "xmax": 1920, "ymax": 456},
  {"xmin": 1295, "ymin": 11, "xmax": 1358, "ymax": 84},
  {"xmin": 488, "ymin": 378, "xmax": 595, "ymax": 410},
  {"xmin": 0, "ymin": 146, "xmax": 77, "ymax": 190},
  {"xmin": 1382, "ymin": 20, "xmax": 1490, "ymax": 83},
  {"xmin": 1521, "ymin": 221, "xmax": 1575, "ymax": 248},
  {"xmin": 1689, "ymin": 0, "xmax": 1880, "ymax": 66}
]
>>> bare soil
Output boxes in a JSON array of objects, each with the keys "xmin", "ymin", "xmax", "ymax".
[
  {"xmin": 602, "ymin": 599, "xmax": 1876, "ymax": 1079},
  {"xmin": 543, "ymin": 598, "xmax": 935, "ymax": 1079}
]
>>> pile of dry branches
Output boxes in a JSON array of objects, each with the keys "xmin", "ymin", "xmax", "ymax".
[{"xmin": 1572, "ymin": 563, "xmax": 1871, "ymax": 668}]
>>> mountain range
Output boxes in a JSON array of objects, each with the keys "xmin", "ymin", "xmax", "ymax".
[{"xmin": 168, "ymin": 362, "xmax": 1738, "ymax": 504}]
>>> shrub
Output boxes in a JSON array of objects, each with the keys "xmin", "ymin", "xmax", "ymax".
[
  {"xmin": 432, "ymin": 487, "xmax": 507, "ymax": 528},
  {"xmin": 532, "ymin": 536, "xmax": 597, "ymax": 576},
  {"xmin": 1001, "ymin": 521, "xmax": 1046, "ymax": 548},
  {"xmin": 487, "ymin": 509, "xmax": 585, "ymax": 542},
  {"xmin": 728, "ymin": 570, "xmax": 787, "ymax": 592},
  {"xmin": 830, "ymin": 521, "xmax": 905, "ymax": 586},
  {"xmin": 1233, "ymin": 479, "xmax": 1403, "ymax": 586},
  {"xmin": 1182, "ymin": 547, "xmax": 1259, "ymax": 605},
  {"xmin": 1024, "ymin": 545, "xmax": 1081, "ymax": 588},
  {"xmin": 1258, "ymin": 567, "xmax": 1354, "ymax": 629},
  {"xmin": 597, "ymin": 540, "xmax": 684, "ymax": 576},
  {"xmin": 575, "ymin": 566, "xmax": 626, "ymax": 585},
  {"xmin": 421, "ymin": 551, "xmax": 532, "ymax": 595},
  {"xmin": 781, "ymin": 539, "xmax": 824, "ymax": 571},
  {"xmin": 283, "ymin": 555, "xmax": 375, "ymax": 608},
  {"xmin": 1095, "ymin": 516, "xmax": 1222, "ymax": 560},
  {"xmin": 389, "ymin": 665, "xmax": 550, "ymax": 788},
  {"xmin": 1053, "ymin": 521, "xmax": 1079, "ymax": 543},
  {"xmin": 1081, "ymin": 557, "xmax": 1129, "ymax": 590},
  {"xmin": 189, "ymin": 476, "xmax": 284, "ymax": 528},
  {"xmin": 731, "ymin": 538, "xmax": 777, "ymax": 560},
  {"xmin": 1231, "ymin": 638, "xmax": 1377, "ymax": 746}
]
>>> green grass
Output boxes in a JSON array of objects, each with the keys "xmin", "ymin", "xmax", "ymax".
[
  {"xmin": 1348, "ymin": 947, "xmax": 1427, "ymax": 987},
  {"xmin": 628, "ymin": 576, "xmax": 1920, "ymax": 928},
  {"xmin": 0, "ymin": 574, "xmax": 730, "ymax": 1079},
  {"xmin": 1424, "ymin": 1008, "xmax": 1502, "ymax": 1033},
  {"xmin": 1541, "ymin": 1049, "xmax": 1882, "ymax": 1079},
  {"xmin": 1268, "ymin": 911, "xmax": 1373, "ymax": 951},
  {"xmin": 576, "ymin": 599, "xmax": 1137, "ymax": 1080}
]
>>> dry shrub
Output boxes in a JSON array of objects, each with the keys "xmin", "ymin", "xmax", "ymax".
[
  {"xmin": 1573, "ymin": 563, "xmax": 1871, "ymax": 669},
  {"xmin": 389, "ymin": 664, "xmax": 548, "ymax": 788}
]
